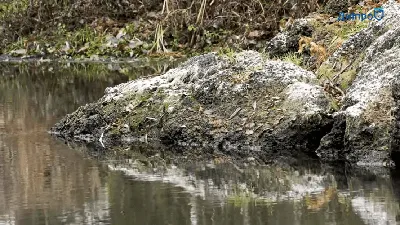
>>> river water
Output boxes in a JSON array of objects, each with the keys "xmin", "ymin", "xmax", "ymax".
[{"xmin": 0, "ymin": 61, "xmax": 400, "ymax": 225}]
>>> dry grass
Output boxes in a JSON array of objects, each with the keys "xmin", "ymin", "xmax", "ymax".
[{"xmin": 0, "ymin": 0, "xmax": 327, "ymax": 52}]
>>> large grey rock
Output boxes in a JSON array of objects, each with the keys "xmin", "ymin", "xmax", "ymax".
[
  {"xmin": 266, "ymin": 19, "xmax": 313, "ymax": 57},
  {"xmin": 317, "ymin": 1, "xmax": 400, "ymax": 167},
  {"xmin": 324, "ymin": 0, "xmax": 400, "ymax": 69},
  {"xmin": 52, "ymin": 51, "xmax": 332, "ymax": 162}
]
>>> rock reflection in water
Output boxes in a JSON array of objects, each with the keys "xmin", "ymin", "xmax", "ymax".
[{"xmin": 106, "ymin": 157, "xmax": 400, "ymax": 225}]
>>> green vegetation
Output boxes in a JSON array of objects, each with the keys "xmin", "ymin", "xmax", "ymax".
[
  {"xmin": 218, "ymin": 47, "xmax": 238, "ymax": 63},
  {"xmin": 0, "ymin": 59, "xmax": 180, "ymax": 83},
  {"xmin": 310, "ymin": 18, "xmax": 369, "ymax": 57},
  {"xmin": 329, "ymin": 20, "xmax": 369, "ymax": 40},
  {"xmin": 0, "ymin": 0, "xmax": 323, "ymax": 59},
  {"xmin": 0, "ymin": 0, "xmax": 378, "ymax": 117},
  {"xmin": 281, "ymin": 52, "xmax": 303, "ymax": 67},
  {"xmin": 0, "ymin": 0, "xmax": 28, "ymax": 19},
  {"xmin": 317, "ymin": 63, "xmax": 335, "ymax": 80},
  {"xmin": 329, "ymin": 99, "xmax": 340, "ymax": 112},
  {"xmin": 340, "ymin": 69, "xmax": 357, "ymax": 90}
]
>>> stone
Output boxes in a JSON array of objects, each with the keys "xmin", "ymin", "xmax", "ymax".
[
  {"xmin": 317, "ymin": 1, "xmax": 400, "ymax": 167},
  {"xmin": 51, "ymin": 51, "xmax": 332, "ymax": 163},
  {"xmin": 266, "ymin": 19, "xmax": 313, "ymax": 57}
]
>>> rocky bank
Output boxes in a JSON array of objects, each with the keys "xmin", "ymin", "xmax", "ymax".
[
  {"xmin": 52, "ymin": 1, "xmax": 400, "ymax": 167},
  {"xmin": 51, "ymin": 51, "xmax": 333, "ymax": 163},
  {"xmin": 317, "ymin": 0, "xmax": 400, "ymax": 167}
]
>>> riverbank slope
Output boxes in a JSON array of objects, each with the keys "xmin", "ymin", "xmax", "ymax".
[{"xmin": 51, "ymin": 0, "xmax": 400, "ymax": 167}]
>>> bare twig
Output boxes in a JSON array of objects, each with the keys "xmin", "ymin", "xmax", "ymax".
[{"xmin": 332, "ymin": 57, "xmax": 357, "ymax": 82}]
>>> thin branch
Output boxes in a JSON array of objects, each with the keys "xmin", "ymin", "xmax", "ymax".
[{"xmin": 332, "ymin": 57, "xmax": 357, "ymax": 82}]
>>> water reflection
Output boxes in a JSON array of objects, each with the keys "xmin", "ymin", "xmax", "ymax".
[
  {"xmin": 107, "ymin": 159, "xmax": 400, "ymax": 225},
  {"xmin": 0, "ymin": 62, "xmax": 131, "ymax": 224},
  {"xmin": 1, "ymin": 62, "xmax": 400, "ymax": 225}
]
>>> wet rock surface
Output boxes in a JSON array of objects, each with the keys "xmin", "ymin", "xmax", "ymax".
[{"xmin": 51, "ymin": 51, "xmax": 333, "ymax": 163}]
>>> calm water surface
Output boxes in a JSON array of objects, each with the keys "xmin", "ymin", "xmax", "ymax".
[{"xmin": 0, "ymin": 62, "xmax": 400, "ymax": 225}]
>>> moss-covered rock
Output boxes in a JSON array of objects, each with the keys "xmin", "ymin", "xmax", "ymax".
[
  {"xmin": 51, "ymin": 50, "xmax": 333, "ymax": 163},
  {"xmin": 317, "ymin": 1, "xmax": 400, "ymax": 167}
]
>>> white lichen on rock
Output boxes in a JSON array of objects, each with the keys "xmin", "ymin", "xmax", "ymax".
[
  {"xmin": 52, "ymin": 50, "xmax": 331, "ymax": 162},
  {"xmin": 285, "ymin": 82, "xmax": 329, "ymax": 115},
  {"xmin": 318, "ymin": 1, "xmax": 400, "ymax": 167}
]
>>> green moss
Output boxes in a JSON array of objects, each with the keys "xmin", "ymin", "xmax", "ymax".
[
  {"xmin": 261, "ymin": 51, "xmax": 271, "ymax": 61},
  {"xmin": 317, "ymin": 63, "xmax": 335, "ymax": 80},
  {"xmin": 313, "ymin": 19, "xmax": 368, "ymax": 42},
  {"xmin": 103, "ymin": 103, "xmax": 118, "ymax": 115},
  {"xmin": 327, "ymin": 36, "xmax": 345, "ymax": 54},
  {"xmin": 125, "ymin": 23, "xmax": 136, "ymax": 36},
  {"xmin": 250, "ymin": 65, "xmax": 263, "ymax": 71},
  {"xmin": 329, "ymin": 99, "xmax": 340, "ymax": 112},
  {"xmin": 340, "ymin": 69, "xmax": 357, "ymax": 90},
  {"xmin": 332, "ymin": 20, "xmax": 369, "ymax": 40},
  {"xmin": 109, "ymin": 125, "xmax": 122, "ymax": 135},
  {"xmin": 112, "ymin": 91, "xmax": 168, "ymax": 133},
  {"xmin": 138, "ymin": 92, "xmax": 153, "ymax": 103},
  {"xmin": 126, "ymin": 103, "xmax": 164, "ymax": 132},
  {"xmin": 218, "ymin": 47, "xmax": 237, "ymax": 63}
]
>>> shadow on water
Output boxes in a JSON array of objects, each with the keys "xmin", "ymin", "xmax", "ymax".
[{"xmin": 1, "ymin": 62, "xmax": 400, "ymax": 225}]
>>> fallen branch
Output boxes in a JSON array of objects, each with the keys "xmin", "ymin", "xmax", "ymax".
[{"xmin": 332, "ymin": 57, "xmax": 357, "ymax": 82}]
